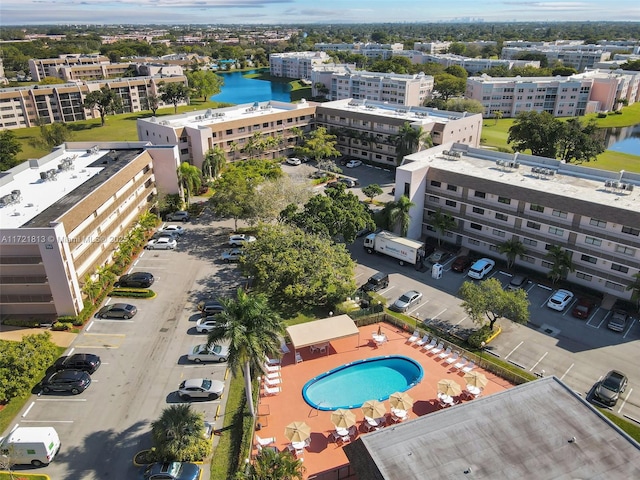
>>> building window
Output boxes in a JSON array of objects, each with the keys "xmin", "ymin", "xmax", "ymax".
[
  {"xmin": 541, "ymin": 260, "xmax": 554, "ymax": 269},
  {"xmin": 430, "ymin": 180, "xmax": 441, "ymax": 187},
  {"xmin": 445, "ymin": 200, "xmax": 457, "ymax": 207},
  {"xmin": 526, "ymin": 221, "xmax": 541, "ymax": 230},
  {"xmin": 552, "ymin": 209, "xmax": 568, "ymax": 218},
  {"xmin": 576, "ymin": 272, "xmax": 592, "ymax": 281},
  {"xmin": 529, "ymin": 204, "xmax": 544, "ymax": 213},
  {"xmin": 548, "ymin": 227, "xmax": 564, "ymax": 236},
  {"xmin": 468, "ymin": 239, "xmax": 480, "ymax": 246},
  {"xmin": 622, "ymin": 225, "xmax": 640, "ymax": 236},
  {"xmin": 523, "ymin": 238, "xmax": 537, "ymax": 247},
  {"xmin": 584, "ymin": 236, "xmax": 602, "ymax": 246},
  {"xmin": 472, "ymin": 207, "xmax": 484, "ymax": 215},
  {"xmin": 226, "ymin": 129, "xmax": 233, "ymax": 135},
  {"xmin": 474, "ymin": 191, "xmax": 486, "ymax": 199},
  {"xmin": 428, "ymin": 195, "xmax": 439, "ymax": 203},
  {"xmin": 404, "ymin": 183, "xmax": 410, "ymax": 197},
  {"xmin": 589, "ymin": 218, "xmax": 606, "ymax": 228},
  {"xmin": 611, "ymin": 263, "xmax": 629, "ymax": 273},
  {"xmin": 470, "ymin": 223, "xmax": 482, "ymax": 231},
  {"xmin": 522, "ymin": 255, "xmax": 535, "ymax": 264},
  {"xmin": 489, "ymin": 245, "xmax": 499, "ymax": 252},
  {"xmin": 447, "ymin": 184, "xmax": 458, "ymax": 192},
  {"xmin": 615, "ymin": 245, "xmax": 636, "ymax": 256},
  {"xmin": 493, "ymin": 229, "xmax": 506, "ymax": 237},
  {"xmin": 581, "ymin": 254, "xmax": 597, "ymax": 264},
  {"xmin": 495, "ymin": 213, "xmax": 508, "ymax": 221},
  {"xmin": 497, "ymin": 196, "xmax": 511, "ymax": 205},
  {"xmin": 605, "ymin": 281, "xmax": 625, "ymax": 292}
]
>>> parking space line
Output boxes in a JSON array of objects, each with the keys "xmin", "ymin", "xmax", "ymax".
[
  {"xmin": 525, "ymin": 283, "xmax": 536, "ymax": 293},
  {"xmin": 537, "ymin": 284, "xmax": 553, "ymax": 291},
  {"xmin": 448, "ymin": 316, "xmax": 467, "ymax": 333},
  {"xmin": 560, "ymin": 363, "xmax": 574, "ymax": 380},
  {"xmin": 499, "ymin": 271, "xmax": 512, "ymax": 277},
  {"xmin": 21, "ymin": 420, "xmax": 74, "ymax": 423},
  {"xmin": 596, "ymin": 311, "xmax": 610, "ymax": 329},
  {"xmin": 562, "ymin": 299, "xmax": 578, "ymax": 316},
  {"xmin": 539, "ymin": 294, "xmax": 553, "ymax": 308},
  {"xmin": 37, "ymin": 398, "xmax": 87, "ymax": 402},
  {"xmin": 618, "ymin": 388, "xmax": 633, "ymax": 414},
  {"xmin": 430, "ymin": 308, "xmax": 447, "ymax": 321},
  {"xmin": 586, "ymin": 308, "xmax": 601, "ymax": 328},
  {"xmin": 529, "ymin": 352, "xmax": 548, "ymax": 372},
  {"xmin": 93, "ymin": 319, "xmax": 134, "ymax": 324},
  {"xmin": 22, "ymin": 401, "xmax": 35, "ymax": 417},
  {"xmin": 83, "ymin": 333, "xmax": 126, "ymax": 337},
  {"xmin": 86, "ymin": 320, "xmax": 94, "ymax": 332},
  {"xmin": 622, "ymin": 318, "xmax": 636, "ymax": 339},
  {"xmin": 504, "ymin": 341, "xmax": 523, "ymax": 360},
  {"xmin": 407, "ymin": 304, "xmax": 426, "ymax": 316},
  {"xmin": 75, "ymin": 345, "xmax": 120, "ymax": 349}
]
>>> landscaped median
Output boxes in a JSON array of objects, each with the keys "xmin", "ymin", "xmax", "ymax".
[
  {"xmin": 109, "ymin": 287, "xmax": 156, "ymax": 299},
  {"xmin": 0, "ymin": 473, "xmax": 50, "ymax": 480}
]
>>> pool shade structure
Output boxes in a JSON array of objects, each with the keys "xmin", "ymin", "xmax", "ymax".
[
  {"xmin": 285, "ymin": 421, "xmax": 311, "ymax": 443},
  {"xmin": 464, "ymin": 371, "xmax": 488, "ymax": 389},
  {"xmin": 437, "ymin": 379, "xmax": 462, "ymax": 397},
  {"xmin": 331, "ymin": 409, "xmax": 357, "ymax": 429},
  {"xmin": 389, "ymin": 391, "xmax": 414, "ymax": 411},
  {"xmin": 286, "ymin": 314, "xmax": 360, "ymax": 356},
  {"xmin": 361, "ymin": 400, "xmax": 387, "ymax": 419}
]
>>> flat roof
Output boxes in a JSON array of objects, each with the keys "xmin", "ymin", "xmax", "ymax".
[
  {"xmin": 286, "ymin": 315, "xmax": 360, "ymax": 349},
  {"xmin": 344, "ymin": 377, "xmax": 640, "ymax": 479}
]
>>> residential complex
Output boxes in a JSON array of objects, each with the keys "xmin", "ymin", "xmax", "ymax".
[
  {"xmin": 269, "ymin": 51, "xmax": 330, "ymax": 80},
  {"xmin": 0, "ymin": 74, "xmax": 188, "ymax": 130},
  {"xmin": 466, "ymin": 68, "xmax": 640, "ymax": 117},
  {"xmin": 0, "ymin": 142, "xmax": 181, "ymax": 318},
  {"xmin": 396, "ymin": 51, "xmax": 539, "ymax": 74},
  {"xmin": 29, "ymin": 54, "xmax": 110, "ymax": 82},
  {"xmin": 501, "ymin": 45, "xmax": 611, "ymax": 72},
  {"xmin": 396, "ymin": 142, "xmax": 640, "ymax": 299},
  {"xmin": 313, "ymin": 42, "xmax": 404, "ymax": 60}
]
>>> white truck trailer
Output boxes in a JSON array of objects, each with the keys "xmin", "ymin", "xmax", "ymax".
[{"xmin": 363, "ymin": 230, "xmax": 425, "ymax": 266}]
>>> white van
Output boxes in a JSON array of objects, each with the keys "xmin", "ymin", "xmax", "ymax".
[{"xmin": 0, "ymin": 426, "xmax": 61, "ymax": 467}]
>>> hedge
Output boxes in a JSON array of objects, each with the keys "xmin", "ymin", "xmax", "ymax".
[{"xmin": 109, "ymin": 288, "xmax": 156, "ymax": 298}]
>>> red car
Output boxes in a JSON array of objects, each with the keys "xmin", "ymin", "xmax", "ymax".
[
  {"xmin": 451, "ymin": 255, "xmax": 472, "ymax": 273},
  {"xmin": 572, "ymin": 298, "xmax": 596, "ymax": 319}
]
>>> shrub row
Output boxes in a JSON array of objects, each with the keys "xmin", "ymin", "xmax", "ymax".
[
  {"xmin": 109, "ymin": 288, "xmax": 156, "ymax": 298},
  {"xmin": 2, "ymin": 318, "xmax": 42, "ymax": 327}
]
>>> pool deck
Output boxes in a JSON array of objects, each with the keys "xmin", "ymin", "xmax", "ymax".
[{"xmin": 254, "ymin": 322, "xmax": 514, "ymax": 478}]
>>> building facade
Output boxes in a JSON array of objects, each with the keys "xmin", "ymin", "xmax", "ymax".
[
  {"xmin": 396, "ymin": 143, "xmax": 640, "ymax": 299},
  {"xmin": 314, "ymin": 42, "xmax": 404, "ymax": 60},
  {"xmin": 501, "ymin": 46, "xmax": 611, "ymax": 72},
  {"xmin": 29, "ymin": 54, "xmax": 110, "ymax": 82},
  {"xmin": 269, "ymin": 51, "xmax": 330, "ymax": 80},
  {"xmin": 0, "ymin": 142, "xmax": 181, "ymax": 318},
  {"xmin": 396, "ymin": 51, "xmax": 539, "ymax": 74}
]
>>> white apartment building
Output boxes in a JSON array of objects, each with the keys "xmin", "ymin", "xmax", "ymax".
[
  {"xmin": 269, "ymin": 51, "xmax": 330, "ymax": 80},
  {"xmin": 395, "ymin": 51, "xmax": 539, "ymax": 74},
  {"xmin": 413, "ymin": 40, "xmax": 498, "ymax": 54},
  {"xmin": 0, "ymin": 142, "xmax": 181, "ymax": 318},
  {"xmin": 314, "ymin": 42, "xmax": 404, "ymax": 60},
  {"xmin": 29, "ymin": 54, "xmax": 110, "ymax": 82},
  {"xmin": 501, "ymin": 46, "xmax": 611, "ymax": 72},
  {"xmin": 396, "ymin": 143, "xmax": 640, "ymax": 300}
]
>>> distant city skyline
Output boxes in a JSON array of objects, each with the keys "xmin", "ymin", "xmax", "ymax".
[{"xmin": 2, "ymin": 0, "xmax": 640, "ymax": 26}]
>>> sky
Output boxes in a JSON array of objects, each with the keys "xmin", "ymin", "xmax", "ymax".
[{"xmin": 2, "ymin": 0, "xmax": 640, "ymax": 25}]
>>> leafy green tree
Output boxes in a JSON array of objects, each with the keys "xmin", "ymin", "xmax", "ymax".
[
  {"xmin": 83, "ymin": 86, "xmax": 123, "ymax": 126},
  {"xmin": 151, "ymin": 405, "xmax": 210, "ymax": 462},
  {"xmin": 241, "ymin": 225, "xmax": 357, "ymax": 311},
  {"xmin": 445, "ymin": 98, "xmax": 485, "ymax": 114},
  {"xmin": 297, "ymin": 127, "xmax": 340, "ymax": 163},
  {"xmin": 545, "ymin": 245, "xmax": 575, "ymax": 284},
  {"xmin": 144, "ymin": 92, "xmax": 160, "ymax": 115},
  {"xmin": 209, "ymin": 172, "xmax": 254, "ymax": 230},
  {"xmin": 159, "ymin": 81, "xmax": 189, "ymax": 114},
  {"xmin": 392, "ymin": 122, "xmax": 432, "ymax": 164},
  {"xmin": 203, "ymin": 146, "xmax": 226, "ymax": 179},
  {"xmin": 493, "ymin": 110, "xmax": 503, "ymax": 125},
  {"xmin": 0, "ymin": 130, "xmax": 23, "ymax": 171},
  {"xmin": 207, "ymin": 288, "xmax": 284, "ymax": 417},
  {"xmin": 362, "ymin": 184, "xmax": 383, "ymax": 202},
  {"xmin": 429, "ymin": 208, "xmax": 457, "ymax": 245},
  {"xmin": 444, "ymin": 64, "xmax": 468, "ymax": 78},
  {"xmin": 186, "ymin": 70, "xmax": 224, "ymax": 101},
  {"xmin": 290, "ymin": 126, "xmax": 305, "ymax": 146},
  {"xmin": 508, "ymin": 111, "xmax": 563, "ymax": 158},
  {"xmin": 551, "ymin": 65, "xmax": 578, "ymax": 76},
  {"xmin": 239, "ymin": 445, "xmax": 305, "ymax": 480},
  {"xmin": 31, "ymin": 122, "xmax": 73, "ymax": 149},
  {"xmin": 433, "ymin": 73, "xmax": 466, "ymax": 101},
  {"xmin": 459, "ymin": 278, "xmax": 530, "ymax": 331},
  {"xmin": 247, "ymin": 176, "xmax": 312, "ymax": 225},
  {"xmin": 177, "ymin": 162, "xmax": 202, "ymax": 206},
  {"xmin": 557, "ymin": 118, "xmax": 605, "ymax": 163},
  {"xmin": 497, "ymin": 238, "xmax": 527, "ymax": 268},
  {"xmin": 388, "ymin": 195, "xmax": 415, "ymax": 237},
  {"xmin": 39, "ymin": 76, "xmax": 66, "ymax": 85}
]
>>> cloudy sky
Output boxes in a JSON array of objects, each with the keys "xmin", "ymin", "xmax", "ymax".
[{"xmin": 2, "ymin": 0, "xmax": 640, "ymax": 25}]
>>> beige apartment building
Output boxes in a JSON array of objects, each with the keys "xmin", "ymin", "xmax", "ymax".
[
  {"xmin": 396, "ymin": 143, "xmax": 640, "ymax": 299},
  {"xmin": 0, "ymin": 142, "xmax": 181, "ymax": 318},
  {"xmin": 269, "ymin": 52, "xmax": 330, "ymax": 80},
  {"xmin": 29, "ymin": 54, "xmax": 110, "ymax": 82}
]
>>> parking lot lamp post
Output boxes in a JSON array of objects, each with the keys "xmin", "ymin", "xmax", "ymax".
[{"xmin": 480, "ymin": 341, "xmax": 486, "ymax": 366}]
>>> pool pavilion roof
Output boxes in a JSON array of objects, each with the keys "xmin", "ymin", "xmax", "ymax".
[{"xmin": 286, "ymin": 314, "xmax": 360, "ymax": 350}]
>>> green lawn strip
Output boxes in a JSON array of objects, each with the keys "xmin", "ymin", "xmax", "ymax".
[
  {"xmin": 598, "ymin": 409, "xmax": 640, "ymax": 443},
  {"xmin": 0, "ymin": 473, "xmax": 49, "ymax": 479}
]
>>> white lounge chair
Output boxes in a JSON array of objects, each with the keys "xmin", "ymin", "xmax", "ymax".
[
  {"xmin": 265, "ymin": 356, "xmax": 281, "ymax": 366},
  {"xmin": 256, "ymin": 434, "xmax": 276, "ymax": 447},
  {"xmin": 462, "ymin": 361, "xmax": 476, "ymax": 374},
  {"xmin": 265, "ymin": 371, "xmax": 280, "ymax": 380},
  {"xmin": 422, "ymin": 338, "xmax": 437, "ymax": 352},
  {"xmin": 295, "ymin": 351, "xmax": 303, "ymax": 363},
  {"xmin": 415, "ymin": 335, "xmax": 430, "ymax": 347},
  {"xmin": 406, "ymin": 330, "xmax": 420, "ymax": 344},
  {"xmin": 453, "ymin": 358, "xmax": 468, "ymax": 371},
  {"xmin": 280, "ymin": 339, "xmax": 291, "ymax": 354},
  {"xmin": 445, "ymin": 352, "xmax": 460, "ymax": 365},
  {"xmin": 262, "ymin": 385, "xmax": 281, "ymax": 396},
  {"xmin": 263, "ymin": 376, "xmax": 282, "ymax": 386},
  {"xmin": 263, "ymin": 363, "xmax": 281, "ymax": 373},
  {"xmin": 438, "ymin": 347, "xmax": 452, "ymax": 360},
  {"xmin": 430, "ymin": 343, "xmax": 445, "ymax": 355}
]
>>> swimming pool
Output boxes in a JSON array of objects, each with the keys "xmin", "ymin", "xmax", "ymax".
[{"xmin": 302, "ymin": 355, "xmax": 423, "ymax": 411}]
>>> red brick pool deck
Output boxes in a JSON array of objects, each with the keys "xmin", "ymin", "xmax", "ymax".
[{"xmin": 253, "ymin": 323, "xmax": 514, "ymax": 478}]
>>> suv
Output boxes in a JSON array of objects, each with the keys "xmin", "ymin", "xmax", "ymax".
[
  {"xmin": 166, "ymin": 211, "xmax": 190, "ymax": 222},
  {"xmin": 468, "ymin": 258, "xmax": 495, "ymax": 280},
  {"xmin": 54, "ymin": 353, "xmax": 101, "ymax": 374},
  {"xmin": 594, "ymin": 370, "xmax": 628, "ymax": 406},
  {"xmin": 116, "ymin": 272, "xmax": 154, "ymax": 288},
  {"xmin": 228, "ymin": 234, "xmax": 256, "ymax": 247},
  {"xmin": 40, "ymin": 370, "xmax": 91, "ymax": 395},
  {"xmin": 198, "ymin": 299, "xmax": 225, "ymax": 316},
  {"xmin": 607, "ymin": 308, "xmax": 629, "ymax": 332},
  {"xmin": 361, "ymin": 271, "xmax": 389, "ymax": 292},
  {"xmin": 506, "ymin": 274, "xmax": 529, "ymax": 291}
]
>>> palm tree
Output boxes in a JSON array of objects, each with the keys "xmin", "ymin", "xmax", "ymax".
[
  {"xmin": 494, "ymin": 110, "xmax": 503, "ymax": 125},
  {"xmin": 207, "ymin": 288, "xmax": 284, "ymax": 417},
  {"xmin": 203, "ymin": 146, "xmax": 226, "ymax": 179},
  {"xmin": 626, "ymin": 272, "xmax": 640, "ymax": 311},
  {"xmin": 545, "ymin": 245, "xmax": 575, "ymax": 284},
  {"xmin": 392, "ymin": 122, "xmax": 432, "ymax": 164},
  {"xmin": 240, "ymin": 448, "xmax": 305, "ymax": 480},
  {"xmin": 229, "ymin": 141, "xmax": 240, "ymax": 160},
  {"xmin": 178, "ymin": 162, "xmax": 202, "ymax": 206},
  {"xmin": 430, "ymin": 208, "xmax": 457, "ymax": 245},
  {"xmin": 389, "ymin": 195, "xmax": 415, "ymax": 237},
  {"xmin": 151, "ymin": 404, "xmax": 210, "ymax": 462},
  {"xmin": 498, "ymin": 238, "xmax": 527, "ymax": 268},
  {"xmin": 290, "ymin": 126, "xmax": 304, "ymax": 146},
  {"xmin": 81, "ymin": 274, "xmax": 101, "ymax": 304}
]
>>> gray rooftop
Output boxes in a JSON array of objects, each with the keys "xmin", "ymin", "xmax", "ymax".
[{"xmin": 344, "ymin": 377, "xmax": 640, "ymax": 479}]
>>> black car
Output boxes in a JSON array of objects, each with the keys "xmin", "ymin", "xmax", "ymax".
[
  {"xmin": 197, "ymin": 299, "xmax": 225, "ymax": 316},
  {"xmin": 361, "ymin": 271, "xmax": 389, "ymax": 292},
  {"xmin": 96, "ymin": 303, "xmax": 137, "ymax": 319},
  {"xmin": 40, "ymin": 370, "xmax": 91, "ymax": 395},
  {"xmin": 116, "ymin": 272, "xmax": 154, "ymax": 288},
  {"xmin": 451, "ymin": 256, "xmax": 472, "ymax": 273},
  {"xmin": 594, "ymin": 370, "xmax": 628, "ymax": 406},
  {"xmin": 54, "ymin": 353, "xmax": 101, "ymax": 374}
]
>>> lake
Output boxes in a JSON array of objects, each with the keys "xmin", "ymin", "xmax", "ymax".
[
  {"xmin": 602, "ymin": 124, "xmax": 640, "ymax": 156},
  {"xmin": 211, "ymin": 69, "xmax": 291, "ymax": 104}
]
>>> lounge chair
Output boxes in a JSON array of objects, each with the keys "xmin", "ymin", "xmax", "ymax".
[
  {"xmin": 430, "ymin": 342, "xmax": 445, "ymax": 355},
  {"xmin": 462, "ymin": 361, "xmax": 476, "ymax": 374},
  {"xmin": 280, "ymin": 339, "xmax": 291, "ymax": 354},
  {"xmin": 406, "ymin": 330, "xmax": 420, "ymax": 344},
  {"xmin": 262, "ymin": 385, "xmax": 281, "ymax": 396},
  {"xmin": 438, "ymin": 347, "xmax": 452, "ymax": 360},
  {"xmin": 265, "ymin": 356, "xmax": 281, "ymax": 366},
  {"xmin": 295, "ymin": 351, "xmax": 303, "ymax": 363},
  {"xmin": 255, "ymin": 434, "xmax": 276, "ymax": 447},
  {"xmin": 453, "ymin": 357, "xmax": 468, "ymax": 370},
  {"xmin": 422, "ymin": 338, "xmax": 437, "ymax": 352},
  {"xmin": 263, "ymin": 363, "xmax": 281, "ymax": 373},
  {"xmin": 445, "ymin": 352, "xmax": 460, "ymax": 365},
  {"xmin": 265, "ymin": 371, "xmax": 280, "ymax": 380},
  {"xmin": 263, "ymin": 376, "xmax": 282, "ymax": 386},
  {"xmin": 415, "ymin": 335, "xmax": 430, "ymax": 347}
]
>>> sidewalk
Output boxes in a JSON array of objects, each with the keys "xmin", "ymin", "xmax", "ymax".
[{"xmin": 0, "ymin": 325, "xmax": 76, "ymax": 348}]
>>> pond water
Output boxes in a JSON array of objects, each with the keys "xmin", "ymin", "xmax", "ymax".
[
  {"xmin": 210, "ymin": 69, "xmax": 291, "ymax": 104},
  {"xmin": 602, "ymin": 124, "xmax": 640, "ymax": 156}
]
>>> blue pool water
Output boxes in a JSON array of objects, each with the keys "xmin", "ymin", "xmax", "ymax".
[
  {"xmin": 302, "ymin": 356, "xmax": 423, "ymax": 411},
  {"xmin": 211, "ymin": 69, "xmax": 291, "ymax": 104}
]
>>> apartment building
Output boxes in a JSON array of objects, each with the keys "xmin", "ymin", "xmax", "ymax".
[
  {"xmin": 314, "ymin": 42, "xmax": 404, "ymax": 60},
  {"xmin": 396, "ymin": 143, "xmax": 640, "ymax": 299},
  {"xmin": 501, "ymin": 46, "xmax": 610, "ymax": 72},
  {"xmin": 466, "ymin": 69, "xmax": 640, "ymax": 118},
  {"xmin": 310, "ymin": 65, "xmax": 434, "ymax": 106},
  {"xmin": 315, "ymin": 99, "xmax": 482, "ymax": 167},
  {"xmin": 0, "ymin": 75, "xmax": 188, "ymax": 130},
  {"xmin": 413, "ymin": 40, "xmax": 498, "ymax": 54},
  {"xmin": 0, "ymin": 142, "xmax": 181, "ymax": 318},
  {"xmin": 29, "ymin": 54, "xmax": 110, "ymax": 82},
  {"xmin": 395, "ymin": 51, "xmax": 539, "ymax": 74},
  {"xmin": 136, "ymin": 100, "xmax": 318, "ymax": 169},
  {"xmin": 269, "ymin": 51, "xmax": 330, "ymax": 80}
]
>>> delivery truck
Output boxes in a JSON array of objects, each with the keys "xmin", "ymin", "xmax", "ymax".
[
  {"xmin": 363, "ymin": 230, "xmax": 425, "ymax": 266},
  {"xmin": 0, "ymin": 426, "xmax": 61, "ymax": 467}
]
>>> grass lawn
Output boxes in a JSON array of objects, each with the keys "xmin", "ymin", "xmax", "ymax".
[{"xmin": 0, "ymin": 474, "xmax": 49, "ymax": 479}]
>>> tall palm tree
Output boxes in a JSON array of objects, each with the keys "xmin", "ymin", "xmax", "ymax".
[
  {"xmin": 151, "ymin": 404, "xmax": 209, "ymax": 462},
  {"xmin": 178, "ymin": 162, "xmax": 202, "ymax": 206},
  {"xmin": 545, "ymin": 245, "xmax": 575, "ymax": 284},
  {"xmin": 498, "ymin": 238, "xmax": 527, "ymax": 268},
  {"xmin": 393, "ymin": 122, "xmax": 432, "ymax": 164},
  {"xmin": 207, "ymin": 288, "xmax": 284, "ymax": 417},
  {"xmin": 204, "ymin": 146, "xmax": 226, "ymax": 179},
  {"xmin": 290, "ymin": 126, "xmax": 304, "ymax": 146},
  {"xmin": 240, "ymin": 448, "xmax": 305, "ymax": 480},
  {"xmin": 430, "ymin": 208, "xmax": 457, "ymax": 245},
  {"xmin": 229, "ymin": 141, "xmax": 240, "ymax": 160},
  {"xmin": 389, "ymin": 195, "xmax": 416, "ymax": 237},
  {"xmin": 626, "ymin": 272, "xmax": 640, "ymax": 311}
]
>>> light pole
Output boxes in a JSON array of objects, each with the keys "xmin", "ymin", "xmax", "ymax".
[{"xmin": 480, "ymin": 341, "xmax": 486, "ymax": 365}]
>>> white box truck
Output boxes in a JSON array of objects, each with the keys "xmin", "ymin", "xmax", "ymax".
[
  {"xmin": 0, "ymin": 426, "xmax": 61, "ymax": 467},
  {"xmin": 363, "ymin": 231, "xmax": 425, "ymax": 266}
]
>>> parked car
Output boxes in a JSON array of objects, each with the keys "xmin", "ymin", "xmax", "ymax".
[
  {"xmin": 361, "ymin": 271, "xmax": 389, "ymax": 292},
  {"xmin": 228, "ymin": 234, "xmax": 256, "ymax": 247},
  {"xmin": 594, "ymin": 370, "xmax": 628, "ymax": 406},
  {"xmin": 390, "ymin": 290, "xmax": 423, "ymax": 312},
  {"xmin": 152, "ymin": 231, "xmax": 179, "ymax": 241},
  {"xmin": 166, "ymin": 211, "xmax": 190, "ymax": 222},
  {"xmin": 145, "ymin": 237, "xmax": 177, "ymax": 250},
  {"xmin": 608, "ymin": 308, "xmax": 630, "ymax": 332},
  {"xmin": 339, "ymin": 177, "xmax": 359, "ymax": 188},
  {"xmin": 160, "ymin": 225, "xmax": 185, "ymax": 236},
  {"xmin": 506, "ymin": 274, "xmax": 529, "ymax": 291},
  {"xmin": 286, "ymin": 157, "xmax": 302, "ymax": 166},
  {"xmin": 115, "ymin": 272, "xmax": 154, "ymax": 288},
  {"xmin": 547, "ymin": 289, "xmax": 574, "ymax": 311},
  {"xmin": 572, "ymin": 298, "xmax": 596, "ymax": 319},
  {"xmin": 178, "ymin": 378, "xmax": 225, "ymax": 400},
  {"xmin": 95, "ymin": 303, "xmax": 137, "ymax": 319},
  {"xmin": 468, "ymin": 258, "xmax": 495, "ymax": 280},
  {"xmin": 451, "ymin": 256, "xmax": 472, "ymax": 273},
  {"xmin": 345, "ymin": 159, "xmax": 362, "ymax": 168},
  {"xmin": 310, "ymin": 170, "xmax": 329, "ymax": 179},
  {"xmin": 195, "ymin": 317, "xmax": 226, "ymax": 333},
  {"xmin": 40, "ymin": 370, "xmax": 91, "ymax": 395},
  {"xmin": 324, "ymin": 181, "xmax": 344, "ymax": 190},
  {"xmin": 427, "ymin": 250, "xmax": 449, "ymax": 264},
  {"xmin": 140, "ymin": 462, "xmax": 201, "ymax": 480},
  {"xmin": 54, "ymin": 353, "xmax": 101, "ymax": 374},
  {"xmin": 221, "ymin": 248, "xmax": 243, "ymax": 263},
  {"xmin": 197, "ymin": 299, "xmax": 225, "ymax": 316},
  {"xmin": 187, "ymin": 344, "xmax": 229, "ymax": 363}
]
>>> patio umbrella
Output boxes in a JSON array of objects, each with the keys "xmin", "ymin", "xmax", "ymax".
[
  {"xmin": 437, "ymin": 379, "xmax": 462, "ymax": 397},
  {"xmin": 361, "ymin": 399, "xmax": 386, "ymax": 419},
  {"xmin": 389, "ymin": 391, "xmax": 414, "ymax": 411},
  {"xmin": 331, "ymin": 409, "xmax": 357, "ymax": 429},
  {"xmin": 464, "ymin": 371, "xmax": 488, "ymax": 389},
  {"xmin": 285, "ymin": 421, "xmax": 311, "ymax": 443},
  {"xmin": 377, "ymin": 324, "xmax": 383, "ymax": 336}
]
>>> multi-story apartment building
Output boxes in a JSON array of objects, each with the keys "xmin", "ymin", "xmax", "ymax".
[
  {"xmin": 310, "ymin": 65, "xmax": 434, "ymax": 106},
  {"xmin": 269, "ymin": 52, "xmax": 330, "ymax": 80},
  {"xmin": 0, "ymin": 142, "xmax": 181, "ymax": 318},
  {"xmin": 501, "ymin": 46, "xmax": 610, "ymax": 72},
  {"xmin": 395, "ymin": 51, "xmax": 539, "ymax": 74},
  {"xmin": 413, "ymin": 40, "xmax": 498, "ymax": 54},
  {"xmin": 136, "ymin": 100, "xmax": 318, "ymax": 169},
  {"xmin": 315, "ymin": 99, "xmax": 482, "ymax": 167},
  {"xmin": 396, "ymin": 143, "xmax": 640, "ymax": 299},
  {"xmin": 314, "ymin": 42, "xmax": 404, "ymax": 60},
  {"xmin": 29, "ymin": 54, "xmax": 110, "ymax": 82},
  {"xmin": 0, "ymin": 75, "xmax": 188, "ymax": 130},
  {"xmin": 466, "ymin": 68, "xmax": 640, "ymax": 118}
]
